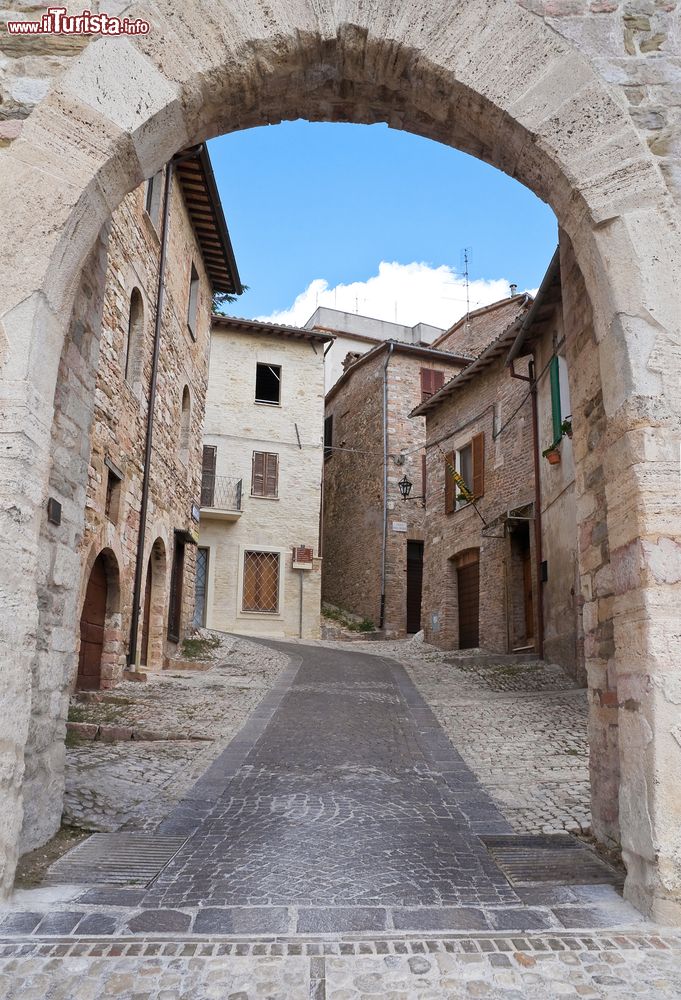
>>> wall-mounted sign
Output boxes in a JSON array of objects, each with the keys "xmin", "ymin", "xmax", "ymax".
[
  {"xmin": 293, "ymin": 545, "xmax": 314, "ymax": 570},
  {"xmin": 392, "ymin": 521, "xmax": 408, "ymax": 532}
]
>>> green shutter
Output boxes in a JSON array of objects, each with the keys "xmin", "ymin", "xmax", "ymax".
[{"xmin": 549, "ymin": 356, "xmax": 562, "ymax": 444}]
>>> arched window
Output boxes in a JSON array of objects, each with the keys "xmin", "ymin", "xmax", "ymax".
[
  {"xmin": 179, "ymin": 385, "xmax": 191, "ymax": 465},
  {"xmin": 124, "ymin": 288, "xmax": 144, "ymax": 384}
]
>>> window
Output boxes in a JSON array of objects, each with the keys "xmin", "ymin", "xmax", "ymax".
[
  {"xmin": 187, "ymin": 263, "xmax": 199, "ymax": 339},
  {"xmin": 420, "ymin": 368, "xmax": 445, "ymax": 402},
  {"xmin": 324, "ymin": 415, "xmax": 333, "ymax": 460},
  {"xmin": 444, "ymin": 433, "xmax": 484, "ymax": 513},
  {"xmin": 179, "ymin": 386, "xmax": 191, "ymax": 466},
  {"xmin": 167, "ymin": 533, "xmax": 185, "ymax": 642},
  {"xmin": 124, "ymin": 287, "xmax": 144, "ymax": 384},
  {"xmin": 104, "ymin": 460, "xmax": 122, "ymax": 523},
  {"xmin": 243, "ymin": 550, "xmax": 280, "ymax": 613},
  {"xmin": 251, "ymin": 451, "xmax": 278, "ymax": 498},
  {"xmin": 201, "ymin": 445, "xmax": 217, "ymax": 506},
  {"xmin": 144, "ymin": 172, "xmax": 163, "ymax": 229},
  {"xmin": 255, "ymin": 363, "xmax": 281, "ymax": 404}
]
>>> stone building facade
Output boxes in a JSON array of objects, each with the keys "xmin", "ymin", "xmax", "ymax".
[
  {"xmin": 1, "ymin": 0, "xmax": 680, "ymax": 920},
  {"xmin": 432, "ymin": 294, "xmax": 530, "ymax": 358},
  {"xmin": 20, "ymin": 147, "xmax": 241, "ymax": 854},
  {"xmin": 197, "ymin": 316, "xmax": 330, "ymax": 639},
  {"xmin": 323, "ymin": 340, "xmax": 469, "ymax": 637},
  {"xmin": 414, "ymin": 299, "xmax": 538, "ymax": 653}
]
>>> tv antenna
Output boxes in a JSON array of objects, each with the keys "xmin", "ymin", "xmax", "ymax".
[{"xmin": 461, "ymin": 247, "xmax": 472, "ymax": 328}]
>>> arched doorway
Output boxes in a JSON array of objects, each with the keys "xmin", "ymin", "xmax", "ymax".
[
  {"xmin": 140, "ymin": 538, "xmax": 167, "ymax": 670},
  {"xmin": 76, "ymin": 549, "xmax": 121, "ymax": 691},
  {"xmin": 77, "ymin": 554, "xmax": 108, "ymax": 690},
  {"xmin": 0, "ymin": 1, "xmax": 679, "ymax": 918}
]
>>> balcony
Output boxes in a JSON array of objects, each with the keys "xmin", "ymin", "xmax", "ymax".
[{"xmin": 200, "ymin": 475, "xmax": 243, "ymax": 521}]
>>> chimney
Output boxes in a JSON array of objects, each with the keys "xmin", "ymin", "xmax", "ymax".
[{"xmin": 509, "ymin": 283, "xmax": 518, "ymax": 297}]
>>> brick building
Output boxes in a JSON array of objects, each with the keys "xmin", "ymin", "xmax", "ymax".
[
  {"xmin": 412, "ymin": 297, "xmax": 538, "ymax": 653},
  {"xmin": 76, "ymin": 146, "xmax": 240, "ymax": 690},
  {"xmin": 197, "ymin": 316, "xmax": 331, "ymax": 639},
  {"xmin": 323, "ymin": 337, "xmax": 470, "ymax": 637}
]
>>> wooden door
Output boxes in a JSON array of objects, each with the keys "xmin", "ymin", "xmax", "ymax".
[
  {"xmin": 523, "ymin": 545, "xmax": 534, "ymax": 640},
  {"xmin": 457, "ymin": 557, "xmax": 480, "ymax": 649},
  {"xmin": 77, "ymin": 554, "xmax": 107, "ymax": 690},
  {"xmin": 406, "ymin": 541, "xmax": 424, "ymax": 634},
  {"xmin": 168, "ymin": 536, "xmax": 185, "ymax": 642},
  {"xmin": 140, "ymin": 557, "xmax": 152, "ymax": 665}
]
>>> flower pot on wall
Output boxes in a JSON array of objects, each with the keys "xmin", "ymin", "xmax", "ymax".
[{"xmin": 544, "ymin": 448, "xmax": 561, "ymax": 465}]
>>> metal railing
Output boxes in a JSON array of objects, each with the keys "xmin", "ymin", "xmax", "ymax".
[{"xmin": 200, "ymin": 474, "xmax": 242, "ymax": 511}]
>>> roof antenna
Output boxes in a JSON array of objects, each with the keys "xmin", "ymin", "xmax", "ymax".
[{"xmin": 461, "ymin": 247, "xmax": 472, "ymax": 330}]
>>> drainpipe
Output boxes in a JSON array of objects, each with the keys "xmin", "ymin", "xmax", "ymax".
[
  {"xmin": 379, "ymin": 342, "xmax": 395, "ymax": 629},
  {"xmin": 509, "ymin": 357, "xmax": 544, "ymax": 657},
  {"xmin": 128, "ymin": 147, "xmax": 204, "ymax": 667}
]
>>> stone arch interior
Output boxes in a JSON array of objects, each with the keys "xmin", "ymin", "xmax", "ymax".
[
  {"xmin": 124, "ymin": 286, "xmax": 145, "ymax": 387},
  {"xmin": 179, "ymin": 384, "xmax": 191, "ymax": 466},
  {"xmin": 140, "ymin": 538, "xmax": 167, "ymax": 671}
]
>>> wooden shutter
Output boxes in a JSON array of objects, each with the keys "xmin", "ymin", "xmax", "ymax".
[
  {"xmin": 420, "ymin": 368, "xmax": 445, "ymax": 402},
  {"xmin": 252, "ymin": 451, "xmax": 265, "ymax": 496},
  {"xmin": 243, "ymin": 552, "xmax": 258, "ymax": 609},
  {"xmin": 472, "ymin": 432, "xmax": 485, "ymax": 499},
  {"xmin": 549, "ymin": 355, "xmax": 562, "ymax": 443},
  {"xmin": 444, "ymin": 451, "xmax": 455, "ymax": 514},
  {"xmin": 265, "ymin": 453, "xmax": 278, "ymax": 497},
  {"xmin": 201, "ymin": 445, "xmax": 216, "ymax": 506}
]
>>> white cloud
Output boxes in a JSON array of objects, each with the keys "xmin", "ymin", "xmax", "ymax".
[{"xmin": 256, "ymin": 261, "xmax": 523, "ymax": 330}]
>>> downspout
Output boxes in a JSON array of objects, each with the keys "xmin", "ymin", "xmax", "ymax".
[
  {"xmin": 379, "ymin": 342, "xmax": 395, "ymax": 629},
  {"xmin": 128, "ymin": 159, "xmax": 175, "ymax": 666},
  {"xmin": 128, "ymin": 147, "xmax": 202, "ymax": 666},
  {"xmin": 509, "ymin": 357, "xmax": 544, "ymax": 657}
]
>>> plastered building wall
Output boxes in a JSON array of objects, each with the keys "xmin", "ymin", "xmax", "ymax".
[{"xmin": 199, "ymin": 327, "xmax": 325, "ymax": 639}]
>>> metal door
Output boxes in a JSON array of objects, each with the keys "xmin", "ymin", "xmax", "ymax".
[{"xmin": 406, "ymin": 541, "xmax": 424, "ymax": 634}]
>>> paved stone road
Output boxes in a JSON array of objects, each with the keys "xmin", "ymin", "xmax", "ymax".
[{"xmin": 2, "ymin": 638, "xmax": 675, "ymax": 998}]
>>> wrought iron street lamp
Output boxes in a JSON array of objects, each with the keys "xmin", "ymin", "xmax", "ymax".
[{"xmin": 398, "ymin": 475, "xmax": 424, "ymax": 503}]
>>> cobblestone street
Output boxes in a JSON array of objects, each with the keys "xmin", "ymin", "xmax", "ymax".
[{"xmin": 2, "ymin": 637, "xmax": 678, "ymax": 998}]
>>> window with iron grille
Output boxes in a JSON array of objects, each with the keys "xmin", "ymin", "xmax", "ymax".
[{"xmin": 243, "ymin": 551, "xmax": 280, "ymax": 613}]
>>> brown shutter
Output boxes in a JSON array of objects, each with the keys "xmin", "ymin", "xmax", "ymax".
[
  {"xmin": 420, "ymin": 368, "xmax": 445, "ymax": 402},
  {"xmin": 444, "ymin": 451, "xmax": 455, "ymax": 514},
  {"xmin": 252, "ymin": 451, "xmax": 265, "ymax": 496},
  {"xmin": 243, "ymin": 552, "xmax": 258, "ymax": 609},
  {"xmin": 201, "ymin": 445, "xmax": 216, "ymax": 506},
  {"xmin": 472, "ymin": 432, "xmax": 485, "ymax": 499},
  {"xmin": 265, "ymin": 453, "xmax": 279, "ymax": 497}
]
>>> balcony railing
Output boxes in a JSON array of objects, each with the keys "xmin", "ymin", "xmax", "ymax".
[{"xmin": 200, "ymin": 474, "xmax": 243, "ymax": 511}]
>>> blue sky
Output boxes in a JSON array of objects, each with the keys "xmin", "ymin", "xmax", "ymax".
[{"xmin": 208, "ymin": 121, "xmax": 557, "ymax": 329}]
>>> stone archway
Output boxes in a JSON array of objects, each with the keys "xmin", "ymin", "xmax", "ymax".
[{"xmin": 0, "ymin": 1, "xmax": 679, "ymax": 920}]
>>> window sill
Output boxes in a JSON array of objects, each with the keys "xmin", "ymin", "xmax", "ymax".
[
  {"xmin": 254, "ymin": 399, "xmax": 282, "ymax": 407},
  {"xmin": 250, "ymin": 494, "xmax": 279, "ymax": 501}
]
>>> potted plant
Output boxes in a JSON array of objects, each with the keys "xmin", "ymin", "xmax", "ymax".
[
  {"xmin": 542, "ymin": 443, "xmax": 561, "ymax": 465},
  {"xmin": 561, "ymin": 417, "xmax": 573, "ymax": 439}
]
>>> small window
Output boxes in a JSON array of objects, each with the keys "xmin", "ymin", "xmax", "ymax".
[
  {"xmin": 179, "ymin": 386, "xmax": 191, "ymax": 466},
  {"xmin": 187, "ymin": 263, "xmax": 199, "ymax": 339},
  {"xmin": 444, "ymin": 433, "xmax": 484, "ymax": 514},
  {"xmin": 252, "ymin": 451, "xmax": 278, "ymax": 498},
  {"xmin": 420, "ymin": 368, "xmax": 445, "ymax": 402},
  {"xmin": 105, "ymin": 463, "xmax": 122, "ymax": 524},
  {"xmin": 243, "ymin": 550, "xmax": 280, "ymax": 613},
  {"xmin": 456, "ymin": 444, "xmax": 473, "ymax": 510},
  {"xmin": 255, "ymin": 363, "xmax": 281, "ymax": 405},
  {"xmin": 324, "ymin": 415, "xmax": 334, "ymax": 460},
  {"xmin": 145, "ymin": 172, "xmax": 163, "ymax": 229},
  {"xmin": 124, "ymin": 287, "xmax": 144, "ymax": 383}
]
